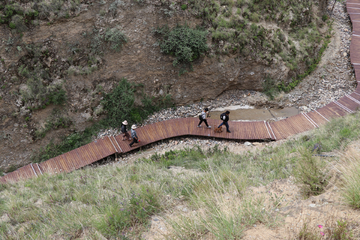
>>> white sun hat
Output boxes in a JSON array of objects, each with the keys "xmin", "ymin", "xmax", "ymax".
[
  {"xmin": 131, "ymin": 124, "xmax": 137, "ymax": 130},
  {"xmin": 122, "ymin": 120, "xmax": 128, "ymax": 125}
]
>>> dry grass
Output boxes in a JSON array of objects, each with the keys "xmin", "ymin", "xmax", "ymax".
[
  {"xmin": 286, "ymin": 204, "xmax": 358, "ymax": 240},
  {"xmin": 338, "ymin": 149, "xmax": 360, "ymax": 209},
  {"xmin": 2, "ymin": 113, "xmax": 360, "ymax": 238}
]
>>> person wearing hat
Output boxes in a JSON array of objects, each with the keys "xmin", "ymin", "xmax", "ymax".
[
  {"xmin": 129, "ymin": 124, "xmax": 139, "ymax": 147},
  {"xmin": 121, "ymin": 120, "xmax": 131, "ymax": 141},
  {"xmin": 197, "ymin": 107, "xmax": 211, "ymax": 129},
  {"xmin": 218, "ymin": 111, "xmax": 231, "ymax": 133}
]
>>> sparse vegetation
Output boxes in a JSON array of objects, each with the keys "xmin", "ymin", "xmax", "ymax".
[
  {"xmin": 86, "ymin": 26, "xmax": 127, "ymax": 55},
  {"xmin": 20, "ymin": 78, "xmax": 67, "ymax": 109},
  {"xmin": 104, "ymin": 27, "xmax": 127, "ymax": 51},
  {"xmin": 35, "ymin": 109, "xmax": 72, "ymax": 139},
  {"xmin": 177, "ymin": 0, "xmax": 332, "ymax": 93},
  {"xmin": 293, "ymin": 149, "xmax": 329, "ymax": 198},
  {"xmin": 30, "ymin": 78, "xmax": 172, "ymax": 163},
  {"xmin": 0, "ymin": 0, "xmax": 81, "ymax": 31},
  {"xmin": 154, "ymin": 24, "xmax": 208, "ymax": 71},
  {"xmin": 4, "ymin": 111, "xmax": 360, "ymax": 238}
]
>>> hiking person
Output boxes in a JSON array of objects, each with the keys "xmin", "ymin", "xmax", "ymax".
[
  {"xmin": 121, "ymin": 120, "xmax": 131, "ymax": 141},
  {"xmin": 218, "ymin": 111, "xmax": 231, "ymax": 133},
  {"xmin": 129, "ymin": 125, "xmax": 139, "ymax": 147},
  {"xmin": 197, "ymin": 107, "xmax": 211, "ymax": 128}
]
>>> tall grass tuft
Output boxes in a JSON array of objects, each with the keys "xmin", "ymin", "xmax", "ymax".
[
  {"xmin": 340, "ymin": 150, "xmax": 360, "ymax": 209},
  {"xmin": 166, "ymin": 167, "xmax": 278, "ymax": 239},
  {"xmin": 293, "ymin": 149, "xmax": 329, "ymax": 198}
]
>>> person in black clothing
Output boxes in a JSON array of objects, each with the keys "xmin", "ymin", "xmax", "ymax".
[
  {"xmin": 218, "ymin": 111, "xmax": 231, "ymax": 133},
  {"xmin": 121, "ymin": 120, "xmax": 131, "ymax": 141}
]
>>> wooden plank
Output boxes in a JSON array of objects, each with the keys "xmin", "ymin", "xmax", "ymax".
[
  {"xmin": 350, "ymin": 37, "xmax": 360, "ymax": 64},
  {"xmin": 316, "ymin": 103, "xmax": 347, "ymax": 120},
  {"xmin": 270, "ymin": 120, "xmax": 293, "ymax": 140},
  {"xmin": 307, "ymin": 111, "xmax": 328, "ymax": 126},
  {"xmin": 61, "ymin": 152, "xmax": 77, "ymax": 172},
  {"xmin": 77, "ymin": 145, "xmax": 98, "ymax": 165},
  {"xmin": 338, "ymin": 96, "xmax": 360, "ymax": 111}
]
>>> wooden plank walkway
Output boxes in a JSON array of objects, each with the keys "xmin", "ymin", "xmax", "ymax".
[{"xmin": 2, "ymin": 3, "xmax": 360, "ymax": 183}]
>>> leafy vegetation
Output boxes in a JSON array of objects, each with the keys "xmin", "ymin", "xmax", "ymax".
[
  {"xmin": 0, "ymin": 0, "xmax": 81, "ymax": 31},
  {"xmin": 31, "ymin": 78, "xmax": 172, "ymax": 163},
  {"xmin": 181, "ymin": 4, "xmax": 188, "ymax": 10},
  {"xmin": 154, "ymin": 24, "xmax": 208, "ymax": 71}
]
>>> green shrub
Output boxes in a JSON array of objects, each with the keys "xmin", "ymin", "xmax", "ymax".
[
  {"xmin": 10, "ymin": 14, "xmax": 26, "ymax": 32},
  {"xmin": 181, "ymin": 4, "xmax": 187, "ymax": 10},
  {"xmin": 9, "ymin": 22, "xmax": 16, "ymax": 29},
  {"xmin": 154, "ymin": 24, "xmax": 208, "ymax": 68},
  {"xmin": 101, "ymin": 78, "xmax": 136, "ymax": 127},
  {"xmin": 322, "ymin": 14, "xmax": 329, "ymax": 22},
  {"xmin": 49, "ymin": 88, "xmax": 66, "ymax": 105},
  {"xmin": 262, "ymin": 77, "xmax": 278, "ymax": 100},
  {"xmin": 18, "ymin": 65, "xmax": 29, "ymax": 77},
  {"xmin": 104, "ymin": 27, "xmax": 127, "ymax": 51}
]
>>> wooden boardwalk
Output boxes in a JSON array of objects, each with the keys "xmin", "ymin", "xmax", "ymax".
[{"xmin": 2, "ymin": 2, "xmax": 360, "ymax": 183}]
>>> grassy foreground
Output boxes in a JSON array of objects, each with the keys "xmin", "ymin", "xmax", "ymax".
[{"xmin": 1, "ymin": 112, "xmax": 360, "ymax": 239}]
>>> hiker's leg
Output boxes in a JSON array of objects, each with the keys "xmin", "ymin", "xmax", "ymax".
[
  {"xmin": 218, "ymin": 122, "xmax": 224, "ymax": 128},
  {"xmin": 198, "ymin": 119, "xmax": 204, "ymax": 126},
  {"xmin": 125, "ymin": 132, "xmax": 131, "ymax": 140},
  {"xmin": 128, "ymin": 133, "xmax": 132, "ymax": 140},
  {"xmin": 225, "ymin": 122, "xmax": 230, "ymax": 132},
  {"xmin": 204, "ymin": 119, "xmax": 209, "ymax": 127},
  {"xmin": 129, "ymin": 139, "xmax": 136, "ymax": 147}
]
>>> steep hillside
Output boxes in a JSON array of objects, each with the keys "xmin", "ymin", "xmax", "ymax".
[
  {"xmin": 0, "ymin": 0, "xmax": 330, "ymax": 169},
  {"xmin": 1, "ymin": 109, "xmax": 360, "ymax": 239}
]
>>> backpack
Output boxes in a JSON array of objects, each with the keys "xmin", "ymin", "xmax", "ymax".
[
  {"xmin": 220, "ymin": 113, "xmax": 225, "ymax": 121},
  {"xmin": 198, "ymin": 112, "xmax": 203, "ymax": 120}
]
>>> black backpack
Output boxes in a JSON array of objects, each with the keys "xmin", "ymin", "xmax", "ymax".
[{"xmin": 220, "ymin": 113, "xmax": 225, "ymax": 121}]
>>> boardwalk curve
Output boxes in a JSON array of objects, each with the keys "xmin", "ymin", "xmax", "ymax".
[{"xmin": 1, "ymin": 2, "xmax": 360, "ymax": 183}]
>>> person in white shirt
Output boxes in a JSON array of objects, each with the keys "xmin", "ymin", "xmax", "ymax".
[{"xmin": 197, "ymin": 108, "xmax": 211, "ymax": 128}]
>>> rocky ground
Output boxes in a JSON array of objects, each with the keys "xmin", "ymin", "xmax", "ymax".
[{"xmin": 95, "ymin": 0, "xmax": 356, "ymax": 140}]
